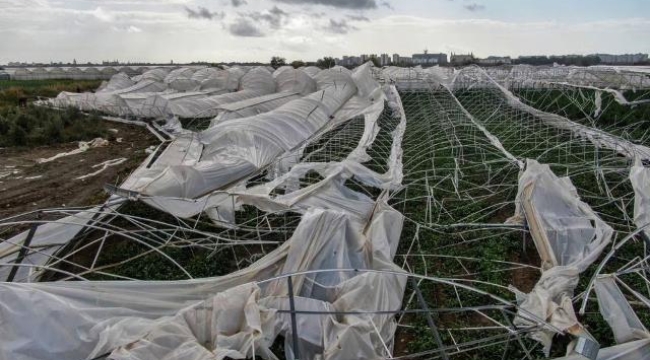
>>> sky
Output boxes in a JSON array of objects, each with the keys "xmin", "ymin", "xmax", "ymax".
[{"xmin": 0, "ymin": 0, "xmax": 648, "ymax": 64}]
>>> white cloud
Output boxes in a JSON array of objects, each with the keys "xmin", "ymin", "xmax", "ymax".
[
  {"xmin": 90, "ymin": 7, "xmax": 115, "ymax": 22},
  {"xmin": 0, "ymin": 2, "xmax": 648, "ymax": 64}
]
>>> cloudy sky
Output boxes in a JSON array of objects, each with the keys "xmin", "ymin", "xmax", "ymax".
[{"xmin": 0, "ymin": 0, "xmax": 648, "ymax": 64}]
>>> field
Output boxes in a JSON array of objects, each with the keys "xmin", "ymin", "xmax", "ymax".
[
  {"xmin": 0, "ymin": 80, "xmax": 156, "ymax": 217},
  {"xmin": 1, "ymin": 66, "xmax": 649, "ymax": 360}
]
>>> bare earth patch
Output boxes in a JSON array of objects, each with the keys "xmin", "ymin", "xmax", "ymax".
[{"xmin": 0, "ymin": 121, "xmax": 157, "ymax": 218}]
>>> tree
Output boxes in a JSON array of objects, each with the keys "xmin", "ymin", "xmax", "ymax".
[
  {"xmin": 291, "ymin": 60, "xmax": 306, "ymax": 69},
  {"xmin": 316, "ymin": 57, "xmax": 336, "ymax": 69},
  {"xmin": 368, "ymin": 55, "xmax": 381, "ymax": 68},
  {"xmin": 270, "ymin": 56, "xmax": 286, "ymax": 69}
]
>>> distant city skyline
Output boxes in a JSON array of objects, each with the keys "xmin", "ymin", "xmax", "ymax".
[
  {"xmin": 0, "ymin": 50, "xmax": 649, "ymax": 67},
  {"xmin": 0, "ymin": 0, "xmax": 649, "ymax": 64}
]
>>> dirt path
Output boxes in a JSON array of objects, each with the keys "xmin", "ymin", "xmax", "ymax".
[{"xmin": 0, "ymin": 121, "xmax": 157, "ymax": 218}]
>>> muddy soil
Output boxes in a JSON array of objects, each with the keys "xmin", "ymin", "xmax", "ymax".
[{"xmin": 0, "ymin": 121, "xmax": 157, "ymax": 218}]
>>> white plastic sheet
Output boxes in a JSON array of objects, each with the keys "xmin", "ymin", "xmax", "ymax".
[
  {"xmin": 138, "ymin": 69, "xmax": 359, "ymax": 198},
  {"xmin": 630, "ymin": 159, "xmax": 650, "ymax": 239},
  {"xmin": 554, "ymin": 339, "xmax": 650, "ymax": 360},
  {"xmin": 511, "ymin": 159, "xmax": 613, "ymax": 355},
  {"xmin": 594, "ymin": 276, "xmax": 649, "ymax": 344},
  {"xmin": 0, "ymin": 205, "xmax": 406, "ymax": 360}
]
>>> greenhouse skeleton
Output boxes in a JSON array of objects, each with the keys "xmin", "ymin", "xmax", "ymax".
[{"xmin": 0, "ymin": 63, "xmax": 649, "ymax": 359}]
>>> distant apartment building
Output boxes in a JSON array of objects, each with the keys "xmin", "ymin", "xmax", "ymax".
[
  {"xmin": 380, "ymin": 53, "xmax": 390, "ymax": 66},
  {"xmin": 398, "ymin": 56, "xmax": 413, "ymax": 65},
  {"xmin": 392, "ymin": 54, "xmax": 400, "ymax": 65},
  {"xmin": 595, "ymin": 53, "xmax": 648, "ymax": 65},
  {"xmin": 336, "ymin": 56, "xmax": 363, "ymax": 67},
  {"xmin": 412, "ymin": 51, "xmax": 448, "ymax": 65},
  {"xmin": 477, "ymin": 56, "xmax": 512, "ymax": 66}
]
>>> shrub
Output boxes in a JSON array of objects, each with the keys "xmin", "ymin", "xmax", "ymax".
[{"xmin": 0, "ymin": 106, "xmax": 107, "ymax": 147}]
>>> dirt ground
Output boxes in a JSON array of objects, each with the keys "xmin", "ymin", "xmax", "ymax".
[{"xmin": 0, "ymin": 121, "xmax": 157, "ymax": 218}]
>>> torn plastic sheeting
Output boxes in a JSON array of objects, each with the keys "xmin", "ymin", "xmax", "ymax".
[
  {"xmin": 111, "ymin": 205, "xmax": 406, "ymax": 360},
  {"xmin": 123, "ymin": 90, "xmax": 227, "ymax": 119},
  {"xmin": 140, "ymin": 68, "xmax": 171, "ymax": 82},
  {"xmin": 241, "ymin": 170, "xmax": 376, "ymax": 223},
  {"xmin": 76, "ymin": 158, "xmax": 127, "ymax": 180},
  {"xmin": 109, "ymin": 272, "xmax": 405, "ymax": 360},
  {"xmin": 137, "ymin": 70, "xmax": 359, "ymax": 199},
  {"xmin": 301, "ymin": 66, "xmax": 322, "ymax": 78},
  {"xmin": 212, "ymin": 92, "xmax": 303, "ymax": 125},
  {"xmin": 199, "ymin": 67, "xmax": 246, "ymax": 91},
  {"xmin": 163, "ymin": 68, "xmax": 197, "ymax": 90},
  {"xmin": 173, "ymin": 67, "xmax": 277, "ymax": 119},
  {"xmin": 97, "ymin": 72, "xmax": 135, "ymax": 93},
  {"xmin": 594, "ymin": 276, "xmax": 649, "ymax": 344},
  {"xmin": 630, "ymin": 159, "xmax": 650, "ymax": 240},
  {"xmin": 0, "ymin": 203, "xmax": 120, "ymax": 282},
  {"xmin": 0, "ymin": 205, "xmax": 406, "ymax": 360},
  {"xmin": 137, "ymin": 113, "xmax": 400, "ymax": 221},
  {"xmin": 134, "ymin": 74, "xmax": 390, "ymax": 222},
  {"xmin": 37, "ymin": 138, "xmax": 109, "ymax": 164},
  {"xmin": 367, "ymin": 84, "xmax": 407, "ymax": 190},
  {"xmin": 66, "ymin": 80, "xmax": 169, "ymax": 116},
  {"xmin": 190, "ymin": 68, "xmax": 220, "ymax": 82},
  {"xmin": 510, "ymin": 159, "xmax": 613, "ymax": 355},
  {"xmin": 273, "ymin": 66, "xmax": 318, "ymax": 95},
  {"xmin": 543, "ymin": 82, "xmax": 650, "ymax": 108},
  {"xmin": 442, "ymin": 83, "xmax": 524, "ymax": 170},
  {"xmin": 139, "ymin": 155, "xmax": 396, "ymax": 223},
  {"xmin": 141, "ymin": 192, "xmax": 234, "ymax": 220},
  {"xmin": 132, "ymin": 92, "xmax": 208, "ymax": 119},
  {"xmin": 553, "ymin": 339, "xmax": 650, "ymax": 360},
  {"xmin": 474, "ymin": 66, "xmax": 650, "ymax": 161}
]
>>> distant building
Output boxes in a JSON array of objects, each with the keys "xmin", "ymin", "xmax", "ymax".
[
  {"xmin": 398, "ymin": 56, "xmax": 413, "ymax": 65},
  {"xmin": 380, "ymin": 53, "xmax": 390, "ymax": 66},
  {"xmin": 451, "ymin": 53, "xmax": 475, "ymax": 66},
  {"xmin": 336, "ymin": 56, "xmax": 363, "ymax": 67},
  {"xmin": 360, "ymin": 54, "xmax": 369, "ymax": 63},
  {"xmin": 595, "ymin": 53, "xmax": 648, "ymax": 65},
  {"xmin": 477, "ymin": 56, "xmax": 512, "ymax": 66},
  {"xmin": 412, "ymin": 50, "xmax": 448, "ymax": 65}
]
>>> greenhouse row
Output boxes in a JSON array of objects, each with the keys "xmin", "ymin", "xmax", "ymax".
[{"xmin": 0, "ymin": 63, "xmax": 649, "ymax": 360}]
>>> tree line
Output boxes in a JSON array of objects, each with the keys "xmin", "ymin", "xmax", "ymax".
[{"xmin": 270, "ymin": 56, "xmax": 339, "ymax": 70}]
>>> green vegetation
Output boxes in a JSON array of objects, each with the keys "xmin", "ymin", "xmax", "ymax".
[
  {"xmin": 514, "ymin": 88, "xmax": 650, "ymax": 145},
  {"xmin": 0, "ymin": 79, "xmax": 106, "ymax": 147},
  {"xmin": 316, "ymin": 56, "xmax": 336, "ymax": 69},
  {"xmin": 0, "ymin": 79, "xmax": 102, "ymax": 109},
  {"xmin": 270, "ymin": 56, "xmax": 287, "ymax": 69},
  {"xmin": 291, "ymin": 60, "xmax": 306, "ymax": 69},
  {"xmin": 35, "ymin": 83, "xmax": 648, "ymax": 358},
  {"xmin": 0, "ymin": 106, "xmax": 107, "ymax": 147}
]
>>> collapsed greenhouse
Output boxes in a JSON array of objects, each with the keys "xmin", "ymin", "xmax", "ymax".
[{"xmin": 1, "ymin": 62, "xmax": 650, "ymax": 360}]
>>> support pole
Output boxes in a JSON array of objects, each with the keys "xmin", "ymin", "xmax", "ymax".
[{"xmin": 287, "ymin": 275, "xmax": 301, "ymax": 359}]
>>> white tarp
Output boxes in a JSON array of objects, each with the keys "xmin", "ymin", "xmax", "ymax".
[
  {"xmin": 630, "ymin": 159, "xmax": 650, "ymax": 239},
  {"xmin": 136, "ymin": 68, "xmax": 360, "ymax": 198},
  {"xmin": 510, "ymin": 159, "xmax": 614, "ymax": 355},
  {"xmin": 554, "ymin": 339, "xmax": 650, "ymax": 360},
  {"xmin": 594, "ymin": 276, "xmax": 649, "ymax": 344},
  {"xmin": 0, "ymin": 204, "xmax": 406, "ymax": 360}
]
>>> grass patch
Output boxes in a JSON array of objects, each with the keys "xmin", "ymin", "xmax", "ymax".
[
  {"xmin": 0, "ymin": 106, "xmax": 107, "ymax": 147},
  {"xmin": 0, "ymin": 79, "xmax": 102, "ymax": 109},
  {"xmin": 0, "ymin": 79, "xmax": 107, "ymax": 147}
]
